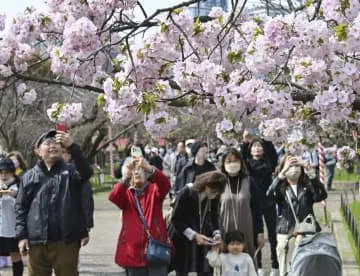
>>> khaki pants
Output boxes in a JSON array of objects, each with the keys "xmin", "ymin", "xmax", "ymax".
[
  {"xmin": 28, "ymin": 241, "xmax": 80, "ymax": 276},
  {"xmin": 276, "ymin": 234, "xmax": 301, "ymax": 276}
]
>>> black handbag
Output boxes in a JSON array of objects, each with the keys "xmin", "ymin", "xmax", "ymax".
[{"xmin": 133, "ymin": 192, "xmax": 171, "ymax": 264}]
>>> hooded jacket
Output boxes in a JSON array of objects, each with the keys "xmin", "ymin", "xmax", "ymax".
[{"xmin": 15, "ymin": 143, "xmax": 93, "ymax": 244}]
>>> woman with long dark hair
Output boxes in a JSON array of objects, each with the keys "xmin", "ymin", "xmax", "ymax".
[
  {"xmin": 267, "ymin": 155, "xmax": 327, "ymax": 276},
  {"xmin": 243, "ymin": 137, "xmax": 279, "ymax": 276},
  {"xmin": 220, "ymin": 148, "xmax": 264, "ymax": 258},
  {"xmin": 170, "ymin": 171, "xmax": 227, "ymax": 276}
]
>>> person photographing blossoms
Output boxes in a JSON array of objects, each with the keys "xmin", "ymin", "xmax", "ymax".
[
  {"xmin": 267, "ymin": 155, "xmax": 327, "ymax": 276},
  {"xmin": 109, "ymin": 157, "xmax": 170, "ymax": 276},
  {"xmin": 15, "ymin": 129, "xmax": 93, "ymax": 276}
]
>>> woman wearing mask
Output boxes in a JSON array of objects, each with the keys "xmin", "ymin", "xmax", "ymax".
[
  {"xmin": 243, "ymin": 138, "xmax": 279, "ymax": 276},
  {"xmin": 267, "ymin": 155, "xmax": 327, "ymax": 276},
  {"xmin": 220, "ymin": 148, "xmax": 264, "ymax": 258},
  {"xmin": 109, "ymin": 157, "xmax": 170, "ymax": 276},
  {"xmin": 170, "ymin": 171, "xmax": 227, "ymax": 276}
]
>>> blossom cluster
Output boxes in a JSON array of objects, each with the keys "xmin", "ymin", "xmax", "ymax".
[
  {"xmin": 337, "ymin": 146, "xmax": 356, "ymax": 161},
  {"xmin": 47, "ymin": 102, "xmax": 83, "ymax": 124}
]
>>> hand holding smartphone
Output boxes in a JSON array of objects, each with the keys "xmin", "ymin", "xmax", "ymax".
[
  {"xmin": 56, "ymin": 123, "xmax": 67, "ymax": 133},
  {"xmin": 131, "ymin": 146, "xmax": 143, "ymax": 158}
]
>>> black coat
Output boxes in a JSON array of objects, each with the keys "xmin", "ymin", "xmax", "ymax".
[
  {"xmin": 16, "ymin": 143, "xmax": 93, "ymax": 245},
  {"xmin": 169, "ymin": 185, "xmax": 220, "ymax": 273},
  {"xmin": 269, "ymin": 176, "xmax": 327, "ymax": 234},
  {"xmin": 174, "ymin": 160, "xmax": 216, "ymax": 193}
]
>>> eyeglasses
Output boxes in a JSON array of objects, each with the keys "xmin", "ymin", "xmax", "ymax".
[{"xmin": 41, "ymin": 138, "xmax": 58, "ymax": 146}]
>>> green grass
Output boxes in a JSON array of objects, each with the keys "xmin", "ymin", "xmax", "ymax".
[
  {"xmin": 334, "ymin": 169, "xmax": 359, "ymax": 182},
  {"xmin": 350, "ymin": 201, "xmax": 360, "ymax": 228},
  {"xmin": 90, "ymin": 174, "xmax": 116, "ymax": 188},
  {"xmin": 342, "ymin": 212, "xmax": 360, "ymax": 268}
]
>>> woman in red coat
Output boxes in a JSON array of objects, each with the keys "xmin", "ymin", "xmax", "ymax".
[{"xmin": 109, "ymin": 157, "xmax": 171, "ymax": 276}]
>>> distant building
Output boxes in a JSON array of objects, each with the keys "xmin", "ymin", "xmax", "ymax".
[{"xmin": 190, "ymin": 0, "xmax": 229, "ymax": 17}]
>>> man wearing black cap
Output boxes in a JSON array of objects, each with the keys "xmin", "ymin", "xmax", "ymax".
[
  {"xmin": 174, "ymin": 141, "xmax": 216, "ymax": 193},
  {"xmin": 15, "ymin": 129, "xmax": 93, "ymax": 276}
]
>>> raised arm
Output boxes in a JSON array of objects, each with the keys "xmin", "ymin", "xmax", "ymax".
[{"xmin": 149, "ymin": 168, "xmax": 171, "ymax": 202}]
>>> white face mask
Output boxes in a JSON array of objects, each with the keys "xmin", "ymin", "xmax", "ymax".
[
  {"xmin": 285, "ymin": 166, "xmax": 301, "ymax": 180},
  {"xmin": 225, "ymin": 162, "xmax": 241, "ymax": 176},
  {"xmin": 185, "ymin": 147, "xmax": 192, "ymax": 156}
]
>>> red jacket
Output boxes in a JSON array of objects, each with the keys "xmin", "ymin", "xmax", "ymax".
[{"xmin": 109, "ymin": 169, "xmax": 171, "ymax": 267}]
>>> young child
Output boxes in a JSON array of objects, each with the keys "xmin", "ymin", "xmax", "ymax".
[
  {"xmin": 0, "ymin": 156, "xmax": 23, "ymax": 275},
  {"xmin": 206, "ymin": 230, "xmax": 257, "ymax": 276}
]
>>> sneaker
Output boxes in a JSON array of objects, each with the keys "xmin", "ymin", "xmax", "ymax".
[
  {"xmin": 270, "ymin": 268, "xmax": 280, "ymax": 276},
  {"xmin": 257, "ymin": 269, "xmax": 265, "ymax": 276}
]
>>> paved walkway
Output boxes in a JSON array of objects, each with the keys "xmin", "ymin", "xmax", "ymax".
[{"xmin": 0, "ymin": 182, "xmax": 357, "ymax": 275}]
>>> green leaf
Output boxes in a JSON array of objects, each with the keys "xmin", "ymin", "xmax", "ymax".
[
  {"xmin": 253, "ymin": 28, "xmax": 264, "ymax": 40},
  {"xmin": 158, "ymin": 62, "xmax": 171, "ymax": 77},
  {"xmin": 160, "ymin": 22, "xmax": 168, "ymax": 33},
  {"xmin": 283, "ymin": 66, "xmax": 290, "ymax": 75},
  {"xmin": 112, "ymin": 78, "xmax": 122, "ymax": 97},
  {"xmin": 227, "ymin": 50, "xmax": 243, "ymax": 64},
  {"xmin": 136, "ymin": 92, "xmax": 157, "ymax": 115},
  {"xmin": 335, "ymin": 23, "xmax": 348, "ymax": 41},
  {"xmin": 136, "ymin": 49, "xmax": 143, "ymax": 59},
  {"xmin": 253, "ymin": 16, "xmax": 263, "ymax": 25},
  {"xmin": 248, "ymin": 47, "xmax": 256, "ymax": 56},
  {"xmin": 96, "ymin": 94, "xmax": 106, "ymax": 107},
  {"xmin": 300, "ymin": 61, "xmax": 311, "ymax": 68},
  {"xmin": 193, "ymin": 17, "xmax": 204, "ymax": 35},
  {"xmin": 155, "ymin": 82, "xmax": 166, "ymax": 93},
  {"xmin": 41, "ymin": 16, "xmax": 52, "ymax": 26},
  {"xmin": 340, "ymin": 0, "xmax": 350, "ymax": 15},
  {"xmin": 294, "ymin": 74, "xmax": 302, "ymax": 81},
  {"xmin": 155, "ymin": 117, "xmax": 166, "ymax": 124},
  {"xmin": 304, "ymin": 0, "xmax": 315, "ymax": 8},
  {"xmin": 173, "ymin": 8, "xmax": 183, "ymax": 15},
  {"xmin": 218, "ymin": 15, "xmax": 224, "ymax": 25}
]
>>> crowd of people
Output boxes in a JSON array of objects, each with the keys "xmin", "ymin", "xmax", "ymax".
[
  {"xmin": 0, "ymin": 126, "xmax": 335, "ymax": 276},
  {"xmin": 110, "ymin": 129, "xmax": 331, "ymax": 276}
]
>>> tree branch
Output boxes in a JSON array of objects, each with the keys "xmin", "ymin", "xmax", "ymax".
[
  {"xmin": 96, "ymin": 120, "xmax": 144, "ymax": 152},
  {"xmin": 12, "ymin": 72, "xmax": 104, "ymax": 93}
]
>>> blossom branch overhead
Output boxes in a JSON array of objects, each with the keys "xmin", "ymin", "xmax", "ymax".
[{"xmin": 0, "ymin": 0, "xmax": 359, "ymax": 147}]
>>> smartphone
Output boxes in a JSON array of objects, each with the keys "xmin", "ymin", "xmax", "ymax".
[
  {"xmin": 207, "ymin": 240, "xmax": 221, "ymax": 245},
  {"xmin": 56, "ymin": 124, "xmax": 67, "ymax": 132},
  {"xmin": 131, "ymin": 146, "xmax": 143, "ymax": 158}
]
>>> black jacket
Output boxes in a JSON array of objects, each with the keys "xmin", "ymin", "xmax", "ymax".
[
  {"xmin": 269, "ymin": 176, "xmax": 327, "ymax": 234},
  {"xmin": 15, "ymin": 143, "xmax": 93, "ymax": 245},
  {"xmin": 174, "ymin": 160, "xmax": 216, "ymax": 193}
]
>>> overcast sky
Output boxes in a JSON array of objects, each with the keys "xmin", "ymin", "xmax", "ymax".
[{"xmin": 2, "ymin": 0, "xmax": 183, "ymax": 20}]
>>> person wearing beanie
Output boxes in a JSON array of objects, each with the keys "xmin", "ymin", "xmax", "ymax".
[
  {"xmin": 15, "ymin": 129, "xmax": 93, "ymax": 276},
  {"xmin": 174, "ymin": 141, "xmax": 216, "ymax": 194},
  {"xmin": 0, "ymin": 156, "xmax": 24, "ymax": 276}
]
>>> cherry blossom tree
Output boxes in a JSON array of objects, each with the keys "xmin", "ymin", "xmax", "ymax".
[{"xmin": 0, "ymin": 0, "xmax": 360, "ymax": 152}]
